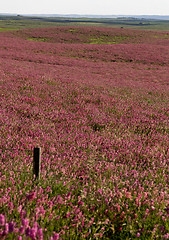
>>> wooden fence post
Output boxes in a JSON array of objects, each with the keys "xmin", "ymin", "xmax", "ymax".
[{"xmin": 33, "ymin": 147, "xmax": 41, "ymax": 180}]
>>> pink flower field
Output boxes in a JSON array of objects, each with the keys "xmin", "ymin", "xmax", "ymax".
[{"xmin": 0, "ymin": 26, "xmax": 169, "ymax": 239}]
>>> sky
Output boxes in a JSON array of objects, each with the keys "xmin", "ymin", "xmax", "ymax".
[{"xmin": 1, "ymin": 0, "xmax": 169, "ymax": 15}]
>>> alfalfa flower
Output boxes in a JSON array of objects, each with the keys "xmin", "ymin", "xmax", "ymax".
[
  {"xmin": 0, "ymin": 214, "xmax": 5, "ymax": 226},
  {"xmin": 26, "ymin": 192, "xmax": 36, "ymax": 201}
]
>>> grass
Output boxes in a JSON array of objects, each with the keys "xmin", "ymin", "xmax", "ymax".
[
  {"xmin": 1, "ymin": 16, "xmax": 169, "ymax": 31},
  {"xmin": 27, "ymin": 37, "xmax": 50, "ymax": 42},
  {"xmin": 89, "ymin": 36, "xmax": 131, "ymax": 44},
  {"xmin": 0, "ymin": 27, "xmax": 18, "ymax": 31}
]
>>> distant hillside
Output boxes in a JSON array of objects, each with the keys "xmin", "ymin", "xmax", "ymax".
[
  {"xmin": 20, "ymin": 14, "xmax": 169, "ymax": 20},
  {"xmin": 23, "ymin": 14, "xmax": 169, "ymax": 20},
  {"xmin": 1, "ymin": 13, "xmax": 169, "ymax": 20}
]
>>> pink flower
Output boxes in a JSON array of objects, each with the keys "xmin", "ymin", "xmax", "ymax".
[
  {"xmin": 19, "ymin": 226, "xmax": 25, "ymax": 235},
  {"xmin": 66, "ymin": 212, "xmax": 71, "ymax": 218},
  {"xmin": 22, "ymin": 218, "xmax": 29, "ymax": 228},
  {"xmin": 9, "ymin": 222, "xmax": 14, "ymax": 233},
  {"xmin": 56, "ymin": 195, "xmax": 63, "ymax": 204},
  {"xmin": 53, "ymin": 233, "xmax": 60, "ymax": 240},
  {"xmin": 17, "ymin": 205, "xmax": 22, "ymax": 213},
  {"xmin": 37, "ymin": 228, "xmax": 43, "ymax": 240},
  {"xmin": 163, "ymin": 233, "xmax": 169, "ymax": 239},
  {"xmin": 25, "ymin": 227, "xmax": 30, "ymax": 237},
  {"xmin": 0, "ymin": 214, "xmax": 5, "ymax": 226},
  {"xmin": 78, "ymin": 200, "xmax": 84, "ymax": 206},
  {"xmin": 4, "ymin": 223, "xmax": 9, "ymax": 235},
  {"xmin": 29, "ymin": 228, "xmax": 37, "ymax": 239},
  {"xmin": 26, "ymin": 192, "xmax": 36, "ymax": 201}
]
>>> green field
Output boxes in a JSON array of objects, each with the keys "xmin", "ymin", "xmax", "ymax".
[{"xmin": 0, "ymin": 15, "xmax": 169, "ymax": 31}]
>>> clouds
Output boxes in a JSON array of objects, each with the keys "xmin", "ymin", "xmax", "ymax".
[{"xmin": 1, "ymin": 0, "xmax": 169, "ymax": 15}]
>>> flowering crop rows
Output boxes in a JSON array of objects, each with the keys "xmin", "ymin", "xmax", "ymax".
[{"xmin": 0, "ymin": 26, "xmax": 169, "ymax": 239}]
